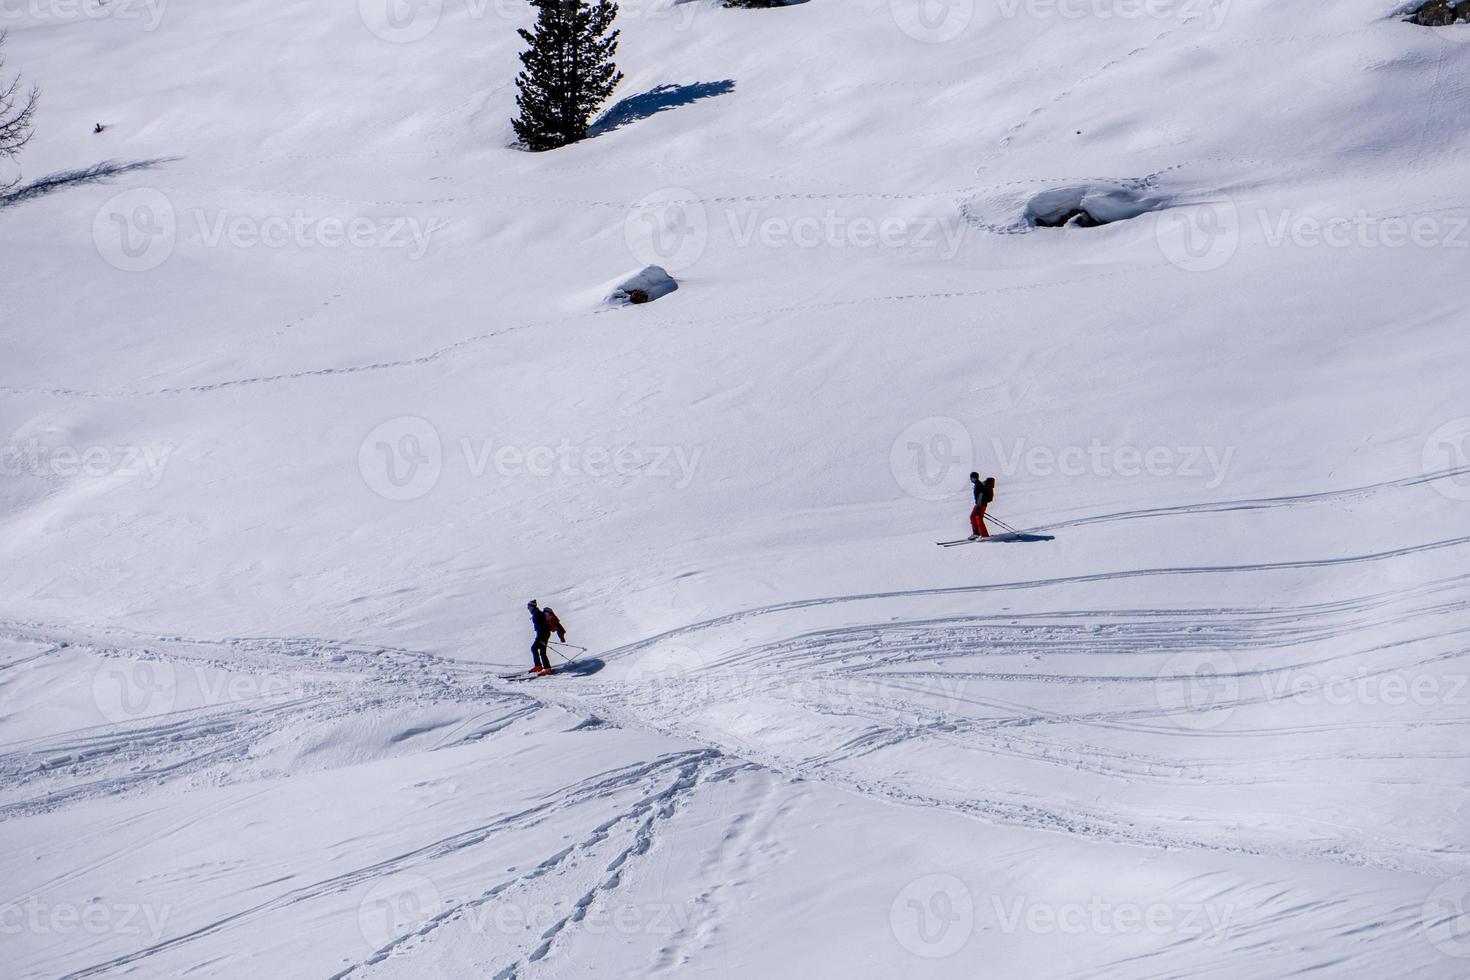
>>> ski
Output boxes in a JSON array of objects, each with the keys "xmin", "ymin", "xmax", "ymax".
[{"xmin": 938, "ymin": 532, "xmax": 1037, "ymax": 546}]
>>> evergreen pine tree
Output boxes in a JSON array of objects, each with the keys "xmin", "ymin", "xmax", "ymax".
[{"xmin": 512, "ymin": 0, "xmax": 623, "ymax": 152}]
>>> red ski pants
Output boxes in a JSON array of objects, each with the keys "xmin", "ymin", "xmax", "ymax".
[{"xmin": 970, "ymin": 504, "xmax": 990, "ymax": 537}]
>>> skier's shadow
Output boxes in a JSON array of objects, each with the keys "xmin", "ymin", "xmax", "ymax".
[
  {"xmin": 556, "ymin": 657, "xmax": 606, "ymax": 678},
  {"xmin": 991, "ymin": 533, "xmax": 1057, "ymax": 543}
]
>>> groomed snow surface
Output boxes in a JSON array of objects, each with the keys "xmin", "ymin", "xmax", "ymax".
[{"xmin": 3, "ymin": 0, "xmax": 1470, "ymax": 977}]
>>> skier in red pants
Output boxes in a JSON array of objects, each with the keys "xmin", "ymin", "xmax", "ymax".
[{"xmin": 969, "ymin": 473, "xmax": 995, "ymax": 540}]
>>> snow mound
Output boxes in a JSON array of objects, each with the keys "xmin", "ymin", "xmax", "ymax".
[
  {"xmin": 604, "ymin": 265, "xmax": 678, "ymax": 307},
  {"xmin": 960, "ymin": 180, "xmax": 1171, "ymax": 233}
]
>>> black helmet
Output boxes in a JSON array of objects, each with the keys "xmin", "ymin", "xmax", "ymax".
[{"xmin": 527, "ymin": 599, "xmax": 538, "ymax": 608}]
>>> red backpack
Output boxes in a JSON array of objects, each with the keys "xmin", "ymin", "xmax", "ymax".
[{"xmin": 543, "ymin": 608, "xmax": 566, "ymax": 642}]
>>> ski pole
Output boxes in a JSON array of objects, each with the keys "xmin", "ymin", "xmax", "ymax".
[
  {"xmin": 989, "ymin": 514, "xmax": 1021, "ymax": 534},
  {"xmin": 551, "ymin": 641, "xmax": 588, "ymax": 653}
]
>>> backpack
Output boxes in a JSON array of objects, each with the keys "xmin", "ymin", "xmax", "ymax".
[{"xmin": 543, "ymin": 608, "xmax": 566, "ymax": 641}]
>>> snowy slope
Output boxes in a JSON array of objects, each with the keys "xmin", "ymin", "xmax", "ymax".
[{"xmin": 3, "ymin": 0, "xmax": 1470, "ymax": 976}]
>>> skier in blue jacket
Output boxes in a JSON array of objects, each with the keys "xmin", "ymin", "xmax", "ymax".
[{"xmin": 526, "ymin": 600, "xmax": 566, "ymax": 675}]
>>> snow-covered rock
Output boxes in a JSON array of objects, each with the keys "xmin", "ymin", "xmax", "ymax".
[{"xmin": 604, "ymin": 264, "xmax": 678, "ymax": 306}]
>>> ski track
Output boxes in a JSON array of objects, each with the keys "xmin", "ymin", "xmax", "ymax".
[
  {"xmin": 3, "ymin": 465, "xmax": 1467, "ymax": 971},
  {"xmin": 58, "ymin": 748, "xmax": 726, "ymax": 980},
  {"xmin": 331, "ymin": 753, "xmax": 745, "ymax": 980}
]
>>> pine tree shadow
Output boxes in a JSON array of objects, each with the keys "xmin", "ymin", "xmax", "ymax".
[
  {"xmin": 1, "ymin": 158, "xmax": 178, "ymax": 208},
  {"xmin": 590, "ymin": 80, "xmax": 736, "ymax": 137}
]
